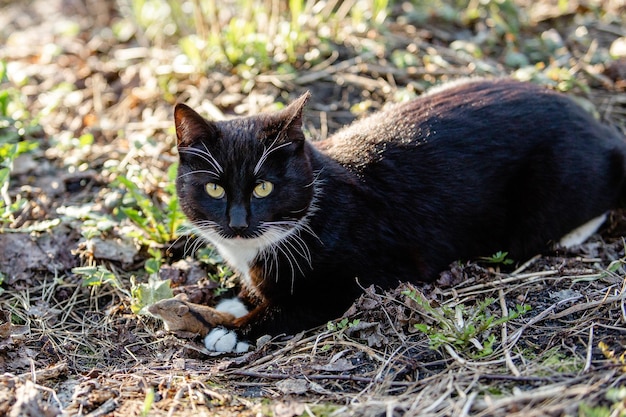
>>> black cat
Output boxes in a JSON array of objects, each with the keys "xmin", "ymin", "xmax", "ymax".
[{"xmin": 174, "ymin": 78, "xmax": 626, "ymax": 352}]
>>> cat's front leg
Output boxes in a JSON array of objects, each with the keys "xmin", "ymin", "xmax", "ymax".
[
  {"xmin": 204, "ymin": 298, "xmax": 251, "ymax": 353},
  {"xmin": 204, "ymin": 327, "xmax": 250, "ymax": 353},
  {"xmin": 205, "ymin": 297, "xmax": 340, "ymax": 353}
]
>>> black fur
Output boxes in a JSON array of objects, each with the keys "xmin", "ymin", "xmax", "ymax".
[{"xmin": 174, "ymin": 78, "xmax": 626, "ymax": 340}]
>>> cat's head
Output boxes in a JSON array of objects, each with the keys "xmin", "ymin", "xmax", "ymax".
[{"xmin": 174, "ymin": 93, "xmax": 316, "ymax": 250}]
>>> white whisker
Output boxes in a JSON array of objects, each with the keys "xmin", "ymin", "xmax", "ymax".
[
  {"xmin": 254, "ymin": 137, "xmax": 293, "ymax": 175},
  {"xmin": 276, "ymin": 243, "xmax": 298, "ymax": 290},
  {"xmin": 287, "ymin": 233, "xmax": 312, "ymax": 267},
  {"xmin": 180, "ymin": 146, "xmax": 224, "ymax": 175},
  {"xmin": 256, "ymin": 231, "xmax": 279, "ymax": 282},
  {"xmin": 167, "ymin": 233, "xmax": 189, "ymax": 255},
  {"xmin": 177, "ymin": 169, "xmax": 220, "ymax": 180},
  {"xmin": 201, "ymin": 142, "xmax": 224, "ymax": 173},
  {"xmin": 281, "ymin": 238, "xmax": 307, "ymax": 275}
]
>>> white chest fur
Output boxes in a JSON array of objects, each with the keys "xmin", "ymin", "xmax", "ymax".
[
  {"xmin": 194, "ymin": 222, "xmax": 304, "ymax": 292},
  {"xmin": 212, "ymin": 238, "xmax": 260, "ymax": 287}
]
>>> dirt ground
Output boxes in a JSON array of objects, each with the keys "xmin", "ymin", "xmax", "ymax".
[{"xmin": 1, "ymin": 0, "xmax": 626, "ymax": 416}]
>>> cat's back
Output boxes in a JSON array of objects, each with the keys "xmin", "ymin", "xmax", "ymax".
[
  {"xmin": 317, "ymin": 78, "xmax": 617, "ymax": 170},
  {"xmin": 308, "ymin": 78, "xmax": 626, "ymax": 282}
]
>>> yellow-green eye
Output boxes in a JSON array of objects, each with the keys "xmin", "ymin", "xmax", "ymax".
[
  {"xmin": 253, "ymin": 181, "xmax": 273, "ymax": 198},
  {"xmin": 205, "ymin": 183, "xmax": 225, "ymax": 199}
]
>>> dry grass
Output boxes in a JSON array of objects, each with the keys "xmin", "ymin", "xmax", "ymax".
[
  {"xmin": 1, "ymin": 0, "xmax": 626, "ymax": 416},
  {"xmin": 3, "ymin": 246, "xmax": 626, "ymax": 416}
]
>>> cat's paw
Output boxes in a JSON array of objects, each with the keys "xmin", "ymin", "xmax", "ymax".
[
  {"xmin": 204, "ymin": 328, "xmax": 250, "ymax": 353},
  {"xmin": 215, "ymin": 297, "xmax": 248, "ymax": 318}
]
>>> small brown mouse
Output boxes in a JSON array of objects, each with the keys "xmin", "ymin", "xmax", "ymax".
[{"xmin": 147, "ymin": 293, "xmax": 236, "ymax": 337}]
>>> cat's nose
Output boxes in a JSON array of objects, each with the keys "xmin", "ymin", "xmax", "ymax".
[
  {"xmin": 230, "ymin": 224, "xmax": 248, "ymax": 235},
  {"xmin": 229, "ymin": 205, "xmax": 249, "ymax": 235}
]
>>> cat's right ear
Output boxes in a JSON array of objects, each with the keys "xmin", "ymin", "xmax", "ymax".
[{"xmin": 174, "ymin": 103, "xmax": 218, "ymax": 148}]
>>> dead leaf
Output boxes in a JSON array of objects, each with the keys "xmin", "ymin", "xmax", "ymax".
[
  {"xmin": 345, "ymin": 321, "xmax": 388, "ymax": 348},
  {"xmin": 0, "ymin": 234, "xmax": 54, "ymax": 285},
  {"xmin": 172, "ymin": 358, "xmax": 185, "ymax": 370},
  {"xmin": 273, "ymin": 401, "xmax": 305, "ymax": 417},
  {"xmin": 312, "ymin": 357, "xmax": 358, "ymax": 372},
  {"xmin": 9, "ymin": 380, "xmax": 59, "ymax": 417},
  {"xmin": 549, "ymin": 289, "xmax": 582, "ymax": 302},
  {"xmin": 85, "ymin": 237, "xmax": 138, "ymax": 266},
  {"xmin": 344, "ymin": 285, "xmax": 382, "ymax": 316},
  {"xmin": 0, "ymin": 226, "xmax": 78, "ymax": 286},
  {"xmin": 275, "ymin": 378, "xmax": 309, "ymax": 395}
]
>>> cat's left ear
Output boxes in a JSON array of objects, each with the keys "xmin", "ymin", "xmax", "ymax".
[{"xmin": 269, "ymin": 91, "xmax": 311, "ymax": 144}]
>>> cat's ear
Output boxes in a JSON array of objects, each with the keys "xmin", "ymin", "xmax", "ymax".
[
  {"xmin": 174, "ymin": 103, "xmax": 218, "ymax": 148},
  {"xmin": 281, "ymin": 91, "xmax": 310, "ymax": 134},
  {"xmin": 266, "ymin": 91, "xmax": 311, "ymax": 144}
]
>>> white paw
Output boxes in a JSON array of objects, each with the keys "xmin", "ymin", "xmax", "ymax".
[
  {"xmin": 215, "ymin": 297, "xmax": 248, "ymax": 318},
  {"xmin": 204, "ymin": 328, "xmax": 250, "ymax": 353}
]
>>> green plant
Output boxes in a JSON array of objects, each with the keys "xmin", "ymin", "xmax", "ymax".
[
  {"xmin": 0, "ymin": 60, "xmax": 41, "ymax": 223},
  {"xmin": 130, "ymin": 275, "xmax": 173, "ymax": 315},
  {"xmin": 72, "ymin": 264, "xmax": 173, "ymax": 314},
  {"xmin": 140, "ymin": 387, "xmax": 155, "ymax": 417},
  {"xmin": 195, "ymin": 246, "xmax": 236, "ymax": 294},
  {"xmin": 578, "ymin": 403, "xmax": 612, "ymax": 417},
  {"xmin": 73, "ymin": 265, "xmax": 129, "ymax": 296},
  {"xmin": 404, "ymin": 289, "xmax": 530, "ymax": 358},
  {"xmin": 126, "ymin": 0, "xmax": 391, "ymax": 79},
  {"xmin": 538, "ymin": 346, "xmax": 583, "ymax": 373},
  {"xmin": 326, "ymin": 317, "xmax": 361, "ymax": 332},
  {"xmin": 465, "ymin": 0, "xmax": 525, "ymax": 38},
  {"xmin": 112, "ymin": 163, "xmax": 184, "ymax": 247},
  {"xmin": 321, "ymin": 317, "xmax": 363, "ymax": 352},
  {"xmin": 480, "ymin": 251, "xmax": 514, "ymax": 265},
  {"xmin": 579, "ymin": 387, "xmax": 626, "ymax": 417}
]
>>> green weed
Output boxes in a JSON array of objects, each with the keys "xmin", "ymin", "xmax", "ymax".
[
  {"xmin": 480, "ymin": 251, "xmax": 514, "ymax": 265},
  {"xmin": 112, "ymin": 163, "xmax": 184, "ymax": 247},
  {"xmin": 327, "ymin": 317, "xmax": 361, "ymax": 332},
  {"xmin": 0, "ymin": 60, "xmax": 42, "ymax": 223},
  {"xmin": 130, "ymin": 275, "xmax": 173, "ymax": 314},
  {"xmin": 140, "ymin": 387, "xmax": 155, "ymax": 417},
  {"xmin": 72, "ymin": 264, "xmax": 173, "ymax": 314},
  {"xmin": 539, "ymin": 346, "xmax": 584, "ymax": 374},
  {"xmin": 125, "ymin": 0, "xmax": 391, "ymax": 77},
  {"xmin": 404, "ymin": 289, "xmax": 530, "ymax": 359},
  {"xmin": 74, "ymin": 265, "xmax": 129, "ymax": 295},
  {"xmin": 321, "ymin": 317, "xmax": 362, "ymax": 352},
  {"xmin": 465, "ymin": 0, "xmax": 524, "ymax": 37},
  {"xmin": 195, "ymin": 246, "xmax": 237, "ymax": 295},
  {"xmin": 578, "ymin": 403, "xmax": 613, "ymax": 417},
  {"xmin": 579, "ymin": 387, "xmax": 626, "ymax": 417}
]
